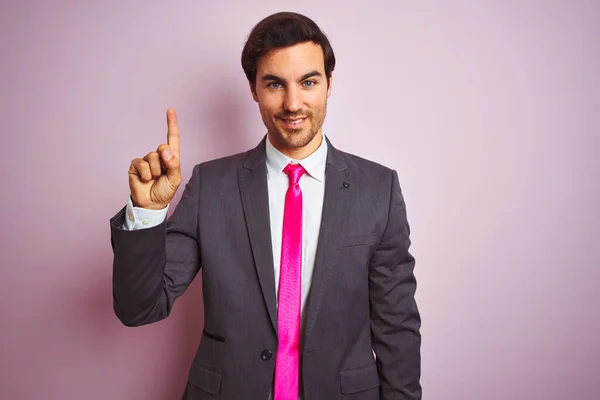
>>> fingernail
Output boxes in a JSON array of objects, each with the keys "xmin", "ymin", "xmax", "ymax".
[{"xmin": 164, "ymin": 149, "xmax": 172, "ymax": 160}]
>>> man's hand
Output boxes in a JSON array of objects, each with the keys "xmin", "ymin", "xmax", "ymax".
[{"xmin": 128, "ymin": 108, "xmax": 182, "ymax": 210}]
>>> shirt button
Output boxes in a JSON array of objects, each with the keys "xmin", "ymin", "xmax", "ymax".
[
  {"xmin": 128, "ymin": 212, "xmax": 134, "ymax": 222},
  {"xmin": 142, "ymin": 219, "xmax": 150, "ymax": 225},
  {"xmin": 260, "ymin": 349, "xmax": 272, "ymax": 361}
]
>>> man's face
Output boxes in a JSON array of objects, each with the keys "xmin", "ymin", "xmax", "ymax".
[{"xmin": 251, "ymin": 41, "xmax": 332, "ymax": 156}]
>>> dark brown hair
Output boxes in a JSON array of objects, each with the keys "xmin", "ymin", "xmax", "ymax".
[{"xmin": 241, "ymin": 12, "xmax": 336, "ymax": 92}]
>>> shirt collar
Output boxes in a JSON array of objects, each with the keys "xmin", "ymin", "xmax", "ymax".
[{"xmin": 265, "ymin": 133, "xmax": 328, "ymax": 182}]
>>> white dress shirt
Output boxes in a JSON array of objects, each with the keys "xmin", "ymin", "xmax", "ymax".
[{"xmin": 122, "ymin": 135, "xmax": 328, "ymax": 398}]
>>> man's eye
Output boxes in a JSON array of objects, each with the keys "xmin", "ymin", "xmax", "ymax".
[
  {"xmin": 303, "ymin": 80, "xmax": 316, "ymax": 87},
  {"xmin": 268, "ymin": 82, "xmax": 282, "ymax": 89}
]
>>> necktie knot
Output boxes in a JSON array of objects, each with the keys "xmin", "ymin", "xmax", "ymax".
[{"xmin": 283, "ymin": 163, "xmax": 306, "ymax": 186}]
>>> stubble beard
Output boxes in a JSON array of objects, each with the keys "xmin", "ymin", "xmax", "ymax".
[{"xmin": 268, "ymin": 102, "xmax": 327, "ymax": 151}]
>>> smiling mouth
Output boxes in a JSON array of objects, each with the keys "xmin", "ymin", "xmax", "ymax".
[{"xmin": 279, "ymin": 117, "xmax": 308, "ymax": 127}]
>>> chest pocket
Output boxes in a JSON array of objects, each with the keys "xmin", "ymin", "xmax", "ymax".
[{"xmin": 341, "ymin": 233, "xmax": 378, "ymax": 247}]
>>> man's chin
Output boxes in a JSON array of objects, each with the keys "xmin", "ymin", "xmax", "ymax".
[{"xmin": 274, "ymin": 127, "xmax": 308, "ymax": 143}]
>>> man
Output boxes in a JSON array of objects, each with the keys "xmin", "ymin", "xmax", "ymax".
[{"xmin": 109, "ymin": 11, "xmax": 421, "ymax": 400}]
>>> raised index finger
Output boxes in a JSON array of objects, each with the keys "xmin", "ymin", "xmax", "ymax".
[{"xmin": 166, "ymin": 108, "xmax": 180, "ymax": 158}]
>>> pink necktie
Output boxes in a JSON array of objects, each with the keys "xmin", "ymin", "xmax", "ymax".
[{"xmin": 274, "ymin": 163, "xmax": 306, "ymax": 400}]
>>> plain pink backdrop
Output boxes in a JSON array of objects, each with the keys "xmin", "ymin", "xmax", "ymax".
[{"xmin": 1, "ymin": 1, "xmax": 599, "ymax": 399}]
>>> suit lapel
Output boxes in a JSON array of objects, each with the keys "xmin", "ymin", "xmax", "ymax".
[
  {"xmin": 238, "ymin": 136, "xmax": 278, "ymax": 333},
  {"xmin": 303, "ymin": 137, "xmax": 355, "ymax": 342}
]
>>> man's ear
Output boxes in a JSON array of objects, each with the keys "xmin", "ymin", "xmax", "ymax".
[
  {"xmin": 327, "ymin": 74, "xmax": 333, "ymax": 98},
  {"xmin": 250, "ymin": 82, "xmax": 259, "ymax": 102}
]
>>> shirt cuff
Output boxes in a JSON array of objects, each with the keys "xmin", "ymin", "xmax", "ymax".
[{"xmin": 122, "ymin": 195, "xmax": 169, "ymax": 230}]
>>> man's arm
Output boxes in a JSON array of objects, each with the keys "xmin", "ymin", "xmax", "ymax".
[
  {"xmin": 109, "ymin": 164, "xmax": 201, "ymax": 327},
  {"xmin": 369, "ymin": 169, "xmax": 422, "ymax": 399}
]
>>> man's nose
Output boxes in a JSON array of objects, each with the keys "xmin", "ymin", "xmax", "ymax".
[{"xmin": 283, "ymin": 87, "xmax": 302, "ymax": 113}]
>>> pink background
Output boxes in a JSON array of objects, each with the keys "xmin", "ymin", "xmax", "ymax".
[{"xmin": 1, "ymin": 1, "xmax": 599, "ymax": 399}]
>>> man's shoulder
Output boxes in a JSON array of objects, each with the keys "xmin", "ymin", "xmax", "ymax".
[
  {"xmin": 335, "ymin": 147, "xmax": 395, "ymax": 177},
  {"xmin": 341, "ymin": 150, "xmax": 391, "ymax": 170},
  {"xmin": 189, "ymin": 147, "xmax": 253, "ymax": 177},
  {"xmin": 199, "ymin": 149, "xmax": 250, "ymax": 169},
  {"xmin": 331, "ymin": 145, "xmax": 404, "ymax": 194}
]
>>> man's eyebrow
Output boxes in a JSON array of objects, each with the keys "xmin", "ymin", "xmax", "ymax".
[
  {"xmin": 298, "ymin": 70, "xmax": 322, "ymax": 81},
  {"xmin": 261, "ymin": 70, "xmax": 323, "ymax": 82}
]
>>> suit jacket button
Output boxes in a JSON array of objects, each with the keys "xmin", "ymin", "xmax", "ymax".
[{"xmin": 261, "ymin": 350, "xmax": 272, "ymax": 361}]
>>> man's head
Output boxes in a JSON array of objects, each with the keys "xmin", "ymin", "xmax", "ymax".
[{"xmin": 241, "ymin": 12, "xmax": 336, "ymax": 158}]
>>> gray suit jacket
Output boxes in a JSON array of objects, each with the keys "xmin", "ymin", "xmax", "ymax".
[{"xmin": 109, "ymin": 135, "xmax": 421, "ymax": 399}]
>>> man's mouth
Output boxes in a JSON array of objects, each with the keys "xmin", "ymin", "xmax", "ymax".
[{"xmin": 279, "ymin": 117, "xmax": 308, "ymax": 128}]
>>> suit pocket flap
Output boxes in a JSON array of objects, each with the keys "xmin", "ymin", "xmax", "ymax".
[
  {"xmin": 340, "ymin": 363, "xmax": 380, "ymax": 394},
  {"xmin": 189, "ymin": 362, "xmax": 222, "ymax": 395},
  {"xmin": 342, "ymin": 233, "xmax": 378, "ymax": 247}
]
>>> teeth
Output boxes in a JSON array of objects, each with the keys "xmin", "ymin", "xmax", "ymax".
[{"xmin": 286, "ymin": 119, "xmax": 304, "ymax": 124}]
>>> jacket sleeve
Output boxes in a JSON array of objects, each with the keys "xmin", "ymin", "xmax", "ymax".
[
  {"xmin": 369, "ymin": 169, "xmax": 422, "ymax": 399},
  {"xmin": 109, "ymin": 164, "xmax": 201, "ymax": 327}
]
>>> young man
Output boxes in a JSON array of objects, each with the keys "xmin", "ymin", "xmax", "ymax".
[{"xmin": 110, "ymin": 11, "xmax": 421, "ymax": 400}]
